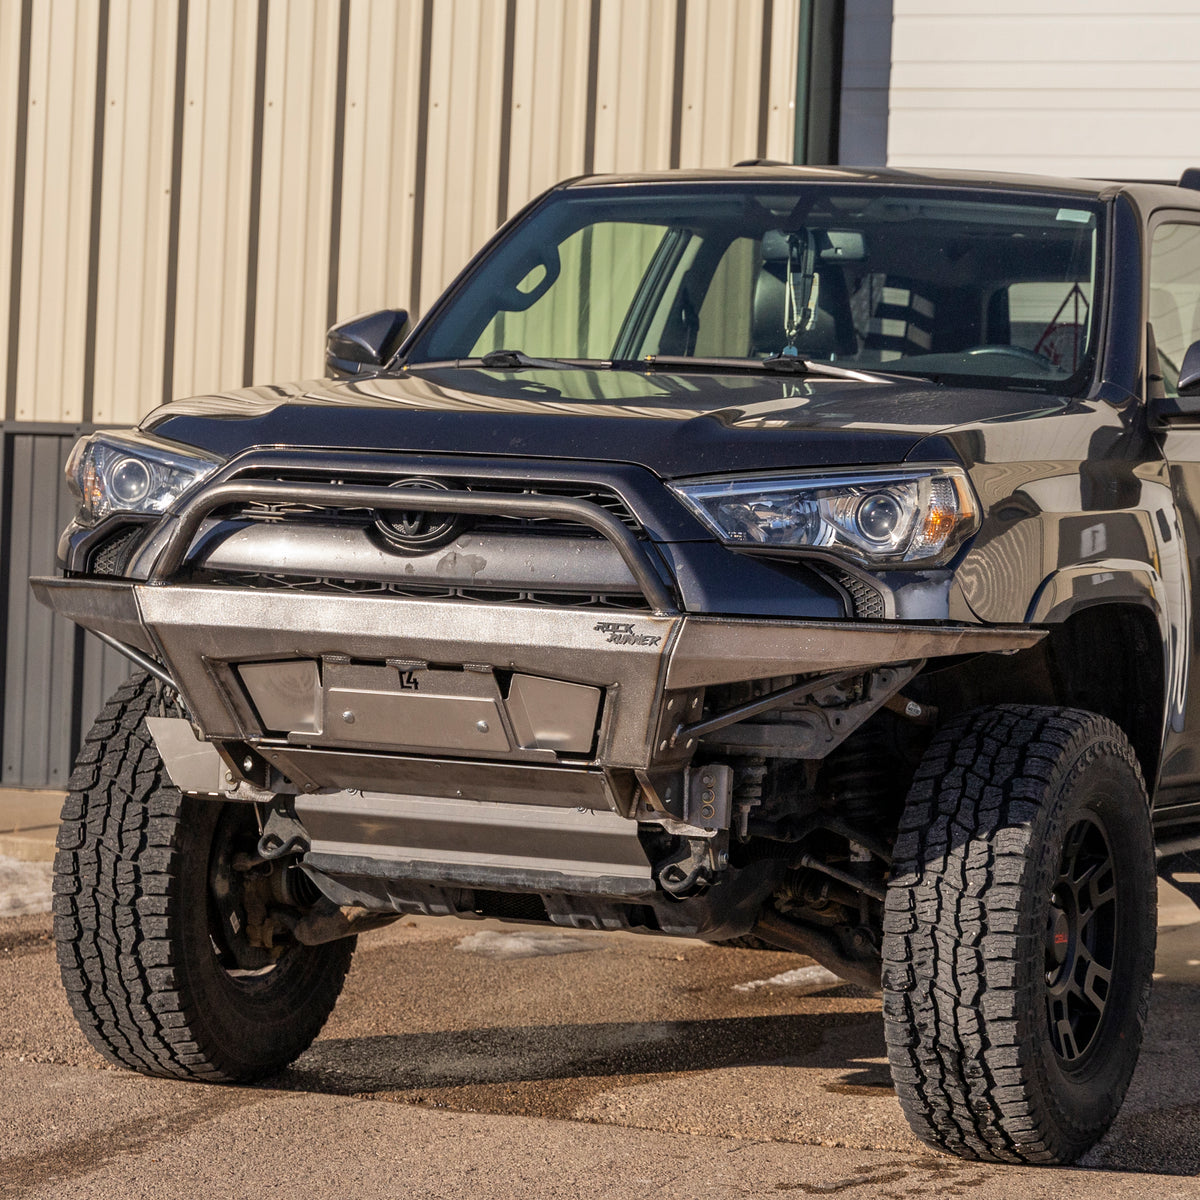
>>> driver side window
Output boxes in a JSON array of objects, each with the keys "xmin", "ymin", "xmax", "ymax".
[{"xmin": 1150, "ymin": 223, "xmax": 1200, "ymax": 396}]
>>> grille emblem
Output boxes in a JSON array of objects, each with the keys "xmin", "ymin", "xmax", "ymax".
[{"xmin": 374, "ymin": 478, "xmax": 469, "ymax": 553}]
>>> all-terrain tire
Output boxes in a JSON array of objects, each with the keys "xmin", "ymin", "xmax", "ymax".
[
  {"xmin": 53, "ymin": 672, "xmax": 355, "ymax": 1081},
  {"xmin": 882, "ymin": 705, "xmax": 1156, "ymax": 1165}
]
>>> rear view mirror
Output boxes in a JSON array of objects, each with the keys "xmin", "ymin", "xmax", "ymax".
[
  {"xmin": 819, "ymin": 230, "xmax": 866, "ymax": 261},
  {"xmin": 326, "ymin": 308, "xmax": 410, "ymax": 377}
]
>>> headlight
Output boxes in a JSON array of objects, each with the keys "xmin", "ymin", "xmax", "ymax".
[
  {"xmin": 670, "ymin": 466, "xmax": 979, "ymax": 568},
  {"xmin": 66, "ymin": 432, "xmax": 219, "ymax": 525}
]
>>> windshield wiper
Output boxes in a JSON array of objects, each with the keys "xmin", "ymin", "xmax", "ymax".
[
  {"xmin": 466, "ymin": 349, "xmax": 590, "ymax": 370},
  {"xmin": 636, "ymin": 354, "xmax": 900, "ymax": 384}
]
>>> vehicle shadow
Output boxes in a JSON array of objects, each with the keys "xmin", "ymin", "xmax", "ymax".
[
  {"xmin": 266, "ymin": 975, "xmax": 1200, "ymax": 1175},
  {"xmin": 278, "ymin": 1009, "xmax": 887, "ymax": 1101}
]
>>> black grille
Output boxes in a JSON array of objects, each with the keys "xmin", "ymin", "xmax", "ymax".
[
  {"xmin": 90, "ymin": 526, "xmax": 145, "ymax": 576},
  {"xmin": 466, "ymin": 482, "xmax": 641, "ymax": 535},
  {"xmin": 199, "ymin": 571, "xmax": 649, "ymax": 610},
  {"xmin": 233, "ymin": 476, "xmax": 643, "ymax": 537},
  {"xmin": 471, "ymin": 891, "xmax": 549, "ymax": 921},
  {"xmin": 837, "ymin": 571, "xmax": 886, "ymax": 619}
]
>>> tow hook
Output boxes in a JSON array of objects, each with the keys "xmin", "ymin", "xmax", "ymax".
[{"xmin": 657, "ymin": 836, "xmax": 729, "ymax": 896}]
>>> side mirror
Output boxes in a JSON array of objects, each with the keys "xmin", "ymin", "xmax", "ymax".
[
  {"xmin": 1148, "ymin": 328, "xmax": 1200, "ymax": 424},
  {"xmin": 1179, "ymin": 339, "xmax": 1200, "ymax": 394},
  {"xmin": 326, "ymin": 308, "xmax": 410, "ymax": 377}
]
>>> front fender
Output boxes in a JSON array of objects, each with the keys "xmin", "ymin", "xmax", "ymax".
[{"xmin": 1025, "ymin": 561, "xmax": 1186, "ymax": 743}]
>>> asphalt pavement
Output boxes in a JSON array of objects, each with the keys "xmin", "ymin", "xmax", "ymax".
[{"xmin": 3, "ymin": 878, "xmax": 1200, "ymax": 1198}]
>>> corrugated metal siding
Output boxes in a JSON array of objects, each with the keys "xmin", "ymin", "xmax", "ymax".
[
  {"xmin": 679, "ymin": 0, "xmax": 769, "ymax": 167},
  {"xmin": 336, "ymin": 0, "xmax": 425, "ymax": 324},
  {"xmin": 417, "ymin": 0, "xmax": 509, "ymax": 314},
  {"xmin": 0, "ymin": 431, "xmax": 130, "ymax": 788},
  {"xmin": 592, "ymin": 1, "xmax": 680, "ymax": 173},
  {"xmin": 0, "ymin": 0, "xmax": 802, "ymax": 787},
  {"xmin": 90, "ymin": 0, "xmax": 181, "ymax": 426},
  {"xmin": 0, "ymin": 2, "xmax": 24, "ymax": 405},
  {"xmin": 504, "ymin": 0, "xmax": 592, "ymax": 213},
  {"xmin": 251, "ymin": 0, "xmax": 343, "ymax": 383},
  {"xmin": 171, "ymin": 0, "xmax": 262, "ymax": 401},
  {"xmin": 10, "ymin": 0, "xmax": 101, "ymax": 423},
  {"xmin": 4, "ymin": 0, "xmax": 801, "ymax": 424},
  {"xmin": 888, "ymin": 0, "xmax": 1200, "ymax": 178}
]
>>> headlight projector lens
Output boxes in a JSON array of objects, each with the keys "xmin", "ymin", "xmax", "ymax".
[
  {"xmin": 64, "ymin": 431, "xmax": 219, "ymax": 523},
  {"xmin": 111, "ymin": 458, "xmax": 152, "ymax": 505},
  {"xmin": 856, "ymin": 493, "xmax": 902, "ymax": 542}
]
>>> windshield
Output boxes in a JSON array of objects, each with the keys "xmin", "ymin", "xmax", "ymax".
[{"xmin": 405, "ymin": 184, "xmax": 1104, "ymax": 392}]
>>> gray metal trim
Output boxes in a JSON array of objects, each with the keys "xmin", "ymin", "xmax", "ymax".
[
  {"xmin": 305, "ymin": 853, "xmax": 655, "ymax": 899},
  {"xmin": 151, "ymin": 480, "xmax": 678, "ymax": 613},
  {"xmin": 295, "ymin": 789, "xmax": 654, "ymax": 887},
  {"xmin": 145, "ymin": 715, "xmax": 225, "ymax": 793},
  {"xmin": 258, "ymin": 749, "xmax": 628, "ymax": 809},
  {"xmin": 194, "ymin": 524, "xmax": 643, "ymax": 594}
]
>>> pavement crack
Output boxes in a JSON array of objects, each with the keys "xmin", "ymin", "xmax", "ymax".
[{"xmin": 776, "ymin": 1168, "xmax": 910, "ymax": 1193}]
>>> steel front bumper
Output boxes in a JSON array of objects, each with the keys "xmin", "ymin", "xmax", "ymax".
[
  {"xmin": 33, "ymin": 576, "xmax": 1043, "ymax": 919},
  {"xmin": 33, "ymin": 576, "xmax": 1043, "ymax": 774}
]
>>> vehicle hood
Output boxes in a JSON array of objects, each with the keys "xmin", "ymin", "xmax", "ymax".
[{"xmin": 142, "ymin": 367, "xmax": 1068, "ymax": 478}]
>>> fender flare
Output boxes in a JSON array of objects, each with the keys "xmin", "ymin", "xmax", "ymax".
[{"xmin": 1025, "ymin": 559, "xmax": 1186, "ymax": 741}]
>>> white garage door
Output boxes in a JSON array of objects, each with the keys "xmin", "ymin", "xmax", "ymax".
[{"xmin": 887, "ymin": 0, "xmax": 1200, "ymax": 181}]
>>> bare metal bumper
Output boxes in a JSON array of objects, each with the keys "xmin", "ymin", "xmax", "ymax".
[
  {"xmin": 32, "ymin": 575, "xmax": 1045, "ymax": 916},
  {"xmin": 32, "ymin": 576, "xmax": 1044, "ymax": 772}
]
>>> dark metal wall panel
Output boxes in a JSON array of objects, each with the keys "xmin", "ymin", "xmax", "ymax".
[
  {"xmin": 77, "ymin": 629, "xmax": 135, "ymax": 756},
  {"xmin": 0, "ymin": 428, "xmax": 130, "ymax": 788}
]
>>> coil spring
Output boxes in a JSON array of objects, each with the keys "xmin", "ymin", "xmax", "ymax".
[{"xmin": 821, "ymin": 744, "xmax": 896, "ymax": 829}]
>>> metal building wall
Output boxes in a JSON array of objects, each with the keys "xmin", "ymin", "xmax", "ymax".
[
  {"xmin": 4, "ymin": 0, "xmax": 801, "ymax": 420},
  {"xmin": 888, "ymin": 0, "xmax": 1200, "ymax": 178},
  {"xmin": 0, "ymin": 0, "xmax": 802, "ymax": 787},
  {"xmin": 0, "ymin": 429, "xmax": 133, "ymax": 787}
]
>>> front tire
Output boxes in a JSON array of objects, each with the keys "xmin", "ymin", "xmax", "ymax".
[
  {"xmin": 882, "ymin": 705, "xmax": 1156, "ymax": 1164},
  {"xmin": 54, "ymin": 673, "xmax": 355, "ymax": 1081}
]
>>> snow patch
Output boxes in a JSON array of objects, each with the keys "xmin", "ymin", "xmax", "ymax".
[
  {"xmin": 0, "ymin": 855, "xmax": 54, "ymax": 917},
  {"xmin": 733, "ymin": 964, "xmax": 843, "ymax": 994},
  {"xmin": 455, "ymin": 930, "xmax": 599, "ymax": 959}
]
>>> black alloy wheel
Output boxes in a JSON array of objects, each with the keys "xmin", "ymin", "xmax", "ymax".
[
  {"xmin": 1044, "ymin": 815, "xmax": 1117, "ymax": 1065},
  {"xmin": 882, "ymin": 704, "xmax": 1156, "ymax": 1165}
]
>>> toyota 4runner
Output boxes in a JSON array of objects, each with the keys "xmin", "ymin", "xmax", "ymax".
[{"xmin": 34, "ymin": 164, "xmax": 1200, "ymax": 1165}]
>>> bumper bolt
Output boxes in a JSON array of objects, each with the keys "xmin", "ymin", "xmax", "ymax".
[
  {"xmin": 342, "ymin": 710, "xmax": 356, "ymax": 724},
  {"xmin": 476, "ymin": 720, "xmax": 490, "ymax": 733}
]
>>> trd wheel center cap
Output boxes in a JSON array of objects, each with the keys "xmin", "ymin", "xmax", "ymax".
[{"xmin": 1047, "ymin": 906, "xmax": 1070, "ymax": 968}]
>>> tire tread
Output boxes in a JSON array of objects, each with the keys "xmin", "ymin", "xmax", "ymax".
[
  {"xmin": 882, "ymin": 704, "xmax": 1154, "ymax": 1165},
  {"xmin": 54, "ymin": 673, "xmax": 352, "ymax": 1081}
]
